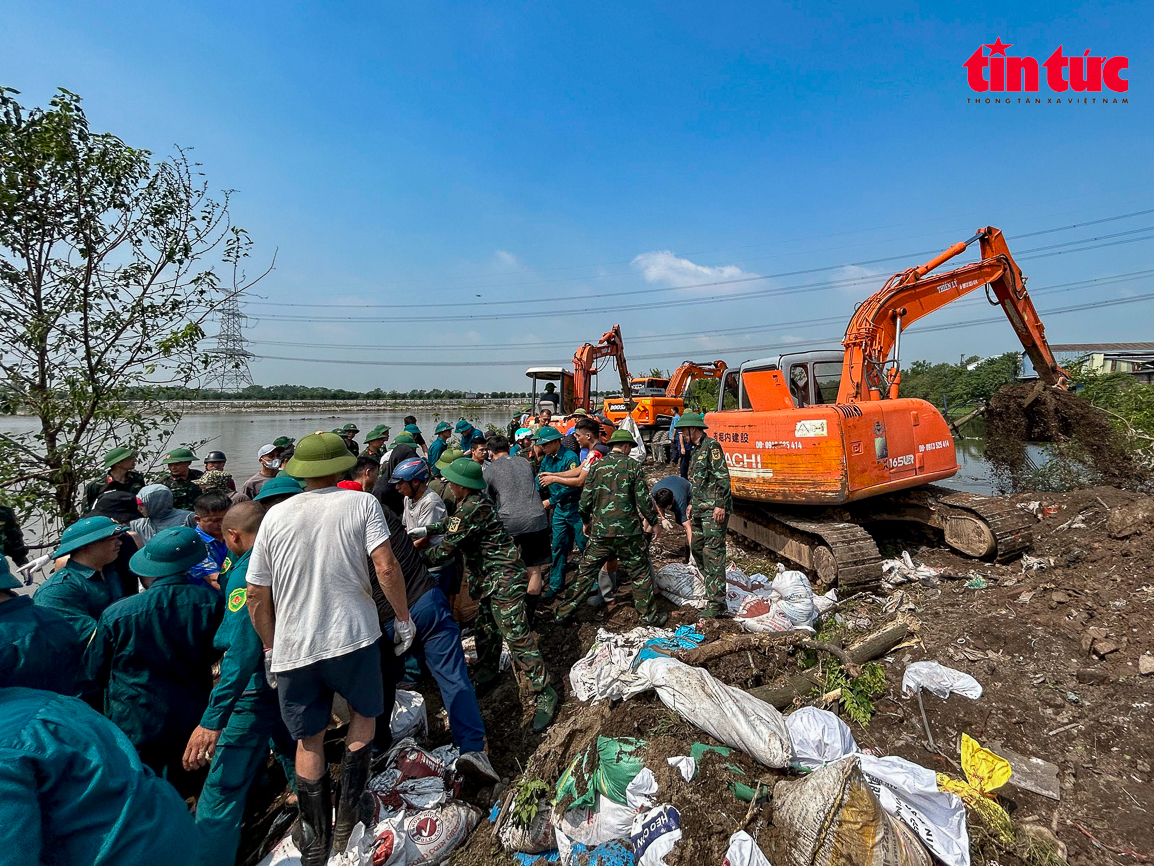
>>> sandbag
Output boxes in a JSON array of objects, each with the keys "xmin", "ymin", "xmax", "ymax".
[
  {"xmin": 901, "ymin": 662, "xmax": 982, "ymax": 700},
  {"xmin": 556, "ymin": 794, "xmax": 640, "ymax": 848},
  {"xmin": 498, "ymin": 798, "xmax": 555, "ymax": 855},
  {"xmin": 392, "ymin": 689, "xmax": 428, "ymax": 741},
  {"xmin": 623, "ymin": 658, "xmax": 792, "ymax": 768},
  {"xmin": 367, "ymin": 813, "xmax": 408, "ymax": 866},
  {"xmin": 785, "ymin": 707, "xmax": 859, "ymax": 771},
  {"xmin": 653, "ymin": 562, "xmax": 706, "ymax": 609},
  {"xmin": 569, "ymin": 627, "xmax": 672, "ymax": 703},
  {"xmin": 404, "ymin": 800, "xmax": 482, "ymax": 865},
  {"xmin": 724, "ymin": 831, "xmax": 772, "ymax": 866},
  {"xmin": 258, "ymin": 822, "xmax": 376, "ymax": 866},
  {"xmin": 771, "ymin": 567, "xmax": 817, "ymax": 626},
  {"xmin": 630, "ymin": 805, "xmax": 680, "ymax": 866},
  {"xmin": 774, "ymin": 756, "xmax": 931, "ymax": 866}
]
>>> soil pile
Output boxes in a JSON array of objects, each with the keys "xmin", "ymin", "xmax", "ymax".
[{"xmin": 984, "ymin": 383, "xmax": 1147, "ymax": 492}]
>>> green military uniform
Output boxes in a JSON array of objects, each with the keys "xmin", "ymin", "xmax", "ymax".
[
  {"xmin": 425, "ymin": 493, "xmax": 547, "ymax": 694},
  {"xmin": 195, "ymin": 549, "xmax": 296, "ymax": 866},
  {"xmin": 83, "ymin": 470, "xmax": 146, "ymax": 510},
  {"xmin": 537, "ymin": 428, "xmax": 584, "ymax": 596},
  {"xmin": 159, "ymin": 469, "xmax": 204, "ymax": 511},
  {"xmin": 1, "ymin": 555, "xmax": 81, "ymax": 695},
  {"xmin": 686, "ymin": 426, "xmax": 732, "ymax": 613},
  {"xmin": 34, "ymin": 559, "xmax": 124, "ymax": 644},
  {"xmin": 81, "ymin": 528, "xmax": 223, "ymax": 796},
  {"xmin": 557, "ymin": 444, "xmax": 661, "ymax": 624}
]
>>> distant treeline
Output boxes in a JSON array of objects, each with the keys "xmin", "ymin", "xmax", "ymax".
[{"xmin": 125, "ymin": 384, "xmax": 614, "ymax": 401}]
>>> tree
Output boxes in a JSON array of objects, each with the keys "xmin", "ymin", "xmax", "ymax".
[{"xmin": 0, "ymin": 88, "xmax": 270, "ymax": 532}]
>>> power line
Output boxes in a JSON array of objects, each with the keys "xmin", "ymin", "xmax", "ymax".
[
  {"xmin": 246, "ymin": 231, "xmax": 1154, "ymax": 323},
  {"xmin": 241, "ymin": 268, "xmax": 1154, "ymax": 352}
]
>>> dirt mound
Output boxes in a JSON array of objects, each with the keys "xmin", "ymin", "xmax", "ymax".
[{"xmin": 984, "ymin": 383, "xmax": 1146, "ymax": 491}]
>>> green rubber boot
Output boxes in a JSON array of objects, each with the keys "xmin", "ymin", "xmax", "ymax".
[{"xmin": 532, "ymin": 684, "xmax": 559, "ymax": 733}]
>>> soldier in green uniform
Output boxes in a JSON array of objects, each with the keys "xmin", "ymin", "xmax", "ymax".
[
  {"xmin": 84, "ymin": 446, "xmax": 147, "ymax": 510},
  {"xmin": 412, "ymin": 457, "xmax": 558, "ymax": 732},
  {"xmin": 158, "ymin": 447, "xmax": 204, "ymax": 511},
  {"xmin": 677, "ymin": 412, "xmax": 732, "ymax": 616},
  {"xmin": 556, "ymin": 429, "xmax": 666, "ymax": 627},
  {"xmin": 183, "ymin": 501, "xmax": 296, "ymax": 866},
  {"xmin": 430, "ymin": 447, "xmax": 463, "ymax": 515},
  {"xmin": 34, "ymin": 516, "xmax": 127, "ymax": 644}
]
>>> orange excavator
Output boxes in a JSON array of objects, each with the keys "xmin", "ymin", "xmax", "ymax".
[
  {"xmin": 603, "ymin": 360, "xmax": 729, "ymax": 457},
  {"xmin": 706, "ymin": 227, "xmax": 1068, "ymax": 590},
  {"xmin": 523, "ymin": 325, "xmax": 633, "ymax": 425}
]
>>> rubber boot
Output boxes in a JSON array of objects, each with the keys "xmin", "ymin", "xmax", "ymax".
[
  {"xmin": 291, "ymin": 774, "xmax": 332, "ymax": 866},
  {"xmin": 333, "ymin": 743, "xmax": 373, "ymax": 854},
  {"xmin": 532, "ymin": 684, "xmax": 559, "ymax": 733},
  {"xmin": 525, "ymin": 592, "xmax": 541, "ymax": 629}
]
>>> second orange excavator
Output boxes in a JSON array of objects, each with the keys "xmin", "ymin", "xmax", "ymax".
[{"xmin": 706, "ymin": 227, "xmax": 1068, "ymax": 590}]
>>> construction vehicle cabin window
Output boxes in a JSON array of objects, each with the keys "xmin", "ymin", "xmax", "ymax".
[
  {"xmin": 720, "ymin": 370, "xmax": 741, "ymax": 411},
  {"xmin": 790, "ymin": 365, "xmax": 810, "ymax": 407},
  {"xmin": 813, "ymin": 362, "xmax": 842, "ymax": 405}
]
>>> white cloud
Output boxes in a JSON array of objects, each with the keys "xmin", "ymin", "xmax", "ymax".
[
  {"xmin": 494, "ymin": 249, "xmax": 521, "ymax": 269},
  {"xmin": 631, "ymin": 251, "xmax": 757, "ymax": 288}
]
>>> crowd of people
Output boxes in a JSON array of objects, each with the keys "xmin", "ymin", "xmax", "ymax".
[{"xmin": 0, "ymin": 405, "xmax": 732, "ymax": 866}]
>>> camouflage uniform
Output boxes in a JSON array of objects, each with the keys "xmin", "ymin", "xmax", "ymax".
[
  {"xmin": 425, "ymin": 492, "xmax": 548, "ymax": 694},
  {"xmin": 556, "ymin": 452, "xmax": 661, "ymax": 623},
  {"xmin": 83, "ymin": 470, "xmax": 146, "ymax": 511},
  {"xmin": 688, "ymin": 434, "xmax": 731, "ymax": 610},
  {"xmin": 158, "ymin": 470, "xmax": 204, "ymax": 511},
  {"xmin": 428, "ymin": 477, "xmax": 457, "ymax": 516}
]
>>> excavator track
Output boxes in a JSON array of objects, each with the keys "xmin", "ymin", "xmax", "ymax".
[
  {"xmin": 729, "ymin": 486, "xmax": 1033, "ymax": 590},
  {"xmin": 730, "ymin": 506, "xmax": 883, "ymax": 593}
]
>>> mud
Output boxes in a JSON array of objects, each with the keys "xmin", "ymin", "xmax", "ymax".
[{"xmin": 984, "ymin": 383, "xmax": 1148, "ymax": 492}]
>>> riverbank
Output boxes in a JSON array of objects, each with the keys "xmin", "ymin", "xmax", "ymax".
[{"xmin": 1, "ymin": 398, "xmax": 529, "ymax": 416}]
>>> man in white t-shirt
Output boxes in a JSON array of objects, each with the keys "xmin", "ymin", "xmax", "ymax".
[{"xmin": 246, "ymin": 432, "xmax": 414, "ymax": 864}]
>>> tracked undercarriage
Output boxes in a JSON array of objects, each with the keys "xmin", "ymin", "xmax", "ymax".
[{"xmin": 729, "ymin": 485, "xmax": 1033, "ymax": 593}]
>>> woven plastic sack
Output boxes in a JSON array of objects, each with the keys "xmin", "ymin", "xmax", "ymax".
[
  {"xmin": 785, "ymin": 707, "xmax": 859, "ymax": 770},
  {"xmin": 555, "ymin": 737, "xmax": 648, "ymax": 812}
]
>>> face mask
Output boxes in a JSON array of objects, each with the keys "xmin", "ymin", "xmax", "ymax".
[{"xmin": 264, "ymin": 458, "xmax": 282, "ymax": 470}]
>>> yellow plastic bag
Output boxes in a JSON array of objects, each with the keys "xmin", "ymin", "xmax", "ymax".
[{"xmin": 936, "ymin": 734, "xmax": 1014, "ymax": 844}]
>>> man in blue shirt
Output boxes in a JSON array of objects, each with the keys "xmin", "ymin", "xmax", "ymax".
[
  {"xmin": 428, "ymin": 421, "xmax": 452, "ymax": 476},
  {"xmin": 0, "ymin": 687, "xmax": 200, "ymax": 865},
  {"xmin": 34, "ymin": 516, "xmax": 126, "ymax": 645},
  {"xmin": 650, "ymin": 475, "xmax": 693, "ymax": 550},
  {"xmin": 183, "ymin": 501, "xmax": 296, "ymax": 866},
  {"xmin": 189, "ymin": 490, "xmax": 231, "ymax": 592},
  {"xmin": 534, "ymin": 426, "xmax": 584, "ymax": 597}
]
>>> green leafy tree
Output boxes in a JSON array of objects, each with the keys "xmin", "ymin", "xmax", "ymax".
[{"xmin": 0, "ymin": 88, "xmax": 270, "ymax": 531}]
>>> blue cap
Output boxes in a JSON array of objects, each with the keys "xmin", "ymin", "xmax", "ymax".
[
  {"xmin": 253, "ymin": 474, "xmax": 306, "ymax": 502},
  {"xmin": 454, "ymin": 419, "xmax": 472, "ymax": 433},
  {"xmin": 52, "ymin": 516, "xmax": 127, "ymax": 559}
]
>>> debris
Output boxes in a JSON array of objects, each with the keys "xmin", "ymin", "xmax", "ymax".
[
  {"xmin": 1065, "ymin": 820, "xmax": 1153, "ymax": 863},
  {"xmin": 569, "ymin": 627, "xmax": 676, "ymax": 703},
  {"xmin": 775, "ymin": 756, "xmax": 933, "ymax": 866},
  {"xmin": 936, "ymin": 735, "xmax": 1014, "ymax": 847},
  {"xmin": 1047, "ymin": 722, "xmax": 1084, "ymax": 736},
  {"xmin": 1017, "ymin": 821, "xmax": 1068, "ymax": 863},
  {"xmin": 901, "ymin": 661, "xmax": 983, "ymax": 700},
  {"xmin": 724, "ymin": 830, "xmax": 772, "ymax": 866},
  {"xmin": 881, "ymin": 551, "xmax": 943, "ymax": 589},
  {"xmin": 1021, "ymin": 554, "xmax": 1049, "ymax": 572},
  {"xmin": 622, "ymin": 657, "xmax": 792, "ymax": 768},
  {"xmin": 555, "ymin": 737, "xmax": 649, "ymax": 813},
  {"xmin": 785, "ymin": 707, "xmax": 859, "ymax": 771},
  {"xmin": 1075, "ymin": 668, "xmax": 1111, "ymax": 685},
  {"xmin": 993, "ymin": 743, "xmax": 1061, "ymax": 801},
  {"xmin": 1141, "ymin": 654, "xmax": 1154, "ymax": 676},
  {"xmin": 665, "ymin": 756, "xmax": 697, "ymax": 782},
  {"xmin": 964, "ymin": 576, "xmax": 988, "ymax": 589},
  {"xmin": 1057, "ymin": 513, "xmax": 1088, "ymax": 532},
  {"xmin": 1106, "ymin": 495, "xmax": 1154, "ymax": 539}
]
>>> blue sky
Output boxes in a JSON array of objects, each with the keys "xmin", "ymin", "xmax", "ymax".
[{"xmin": 3, "ymin": 0, "xmax": 1151, "ymax": 391}]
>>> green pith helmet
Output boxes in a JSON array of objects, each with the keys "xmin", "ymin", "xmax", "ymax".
[
  {"xmin": 454, "ymin": 419, "xmax": 472, "ymax": 433},
  {"xmin": 676, "ymin": 412, "xmax": 707, "ymax": 429},
  {"xmin": 331, "ymin": 428, "xmax": 343, "ymax": 435},
  {"xmin": 364, "ymin": 425, "xmax": 389, "ymax": 443},
  {"xmin": 341, "ymin": 423, "xmax": 359, "ymax": 434},
  {"xmin": 607, "ymin": 428, "xmax": 636, "ymax": 445},
  {"xmin": 535, "ymin": 426, "xmax": 562, "ymax": 444},
  {"xmin": 434, "ymin": 421, "xmax": 451, "ymax": 434},
  {"xmin": 441, "ymin": 457, "xmax": 485, "ymax": 490},
  {"xmin": 435, "ymin": 448, "xmax": 465, "ymax": 473},
  {"xmin": 393, "ymin": 432, "xmax": 416, "ymax": 446},
  {"xmin": 404, "ymin": 423, "xmax": 422, "ymax": 437},
  {"xmin": 162, "ymin": 447, "xmax": 198, "ymax": 464},
  {"xmin": 0, "ymin": 555, "xmax": 17, "ymax": 591},
  {"xmin": 273, "ymin": 436, "xmax": 295, "ymax": 448},
  {"xmin": 284, "ymin": 432, "xmax": 357, "ymax": 478},
  {"xmin": 253, "ymin": 474, "xmax": 306, "ymax": 501},
  {"xmin": 102, "ymin": 446, "xmax": 135, "ymax": 470},
  {"xmin": 129, "ymin": 526, "xmax": 208, "ymax": 578},
  {"xmin": 52, "ymin": 516, "xmax": 126, "ymax": 559}
]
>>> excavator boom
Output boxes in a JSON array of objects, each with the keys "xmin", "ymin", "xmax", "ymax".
[
  {"xmin": 573, "ymin": 324, "xmax": 633, "ymax": 412},
  {"xmin": 838, "ymin": 227, "xmax": 1069, "ymax": 402},
  {"xmin": 665, "ymin": 360, "xmax": 728, "ymax": 398}
]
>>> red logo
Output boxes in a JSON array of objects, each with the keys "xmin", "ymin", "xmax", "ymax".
[
  {"xmin": 965, "ymin": 39, "xmax": 1128, "ymax": 93},
  {"xmin": 412, "ymin": 816, "xmax": 440, "ymax": 840}
]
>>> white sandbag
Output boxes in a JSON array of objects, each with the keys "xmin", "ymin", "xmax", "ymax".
[
  {"xmin": 734, "ymin": 596, "xmax": 798, "ymax": 634},
  {"xmin": 367, "ymin": 814, "xmax": 408, "ymax": 866},
  {"xmin": 666, "ymin": 755, "xmax": 697, "ymax": 782},
  {"xmin": 392, "ymin": 689, "xmax": 428, "ymax": 741},
  {"xmin": 257, "ymin": 823, "xmax": 375, "ymax": 866},
  {"xmin": 404, "ymin": 800, "xmax": 481, "ymax": 865},
  {"xmin": 626, "ymin": 768, "xmax": 658, "ymax": 810},
  {"xmin": 498, "ymin": 798, "xmax": 555, "ymax": 854},
  {"xmin": 770, "ymin": 567, "xmax": 817, "ymax": 626},
  {"xmin": 630, "ymin": 805, "xmax": 681, "ymax": 866},
  {"xmin": 624, "ymin": 657, "xmax": 792, "ymax": 768},
  {"xmin": 785, "ymin": 707, "xmax": 859, "ymax": 771},
  {"xmin": 774, "ymin": 756, "xmax": 931, "ymax": 866},
  {"xmin": 556, "ymin": 793, "xmax": 639, "ymax": 847},
  {"xmin": 857, "ymin": 754, "xmax": 971, "ymax": 866},
  {"xmin": 569, "ymin": 626, "xmax": 673, "ymax": 703},
  {"xmin": 724, "ymin": 831, "xmax": 773, "ymax": 866},
  {"xmin": 654, "ymin": 562, "xmax": 706, "ymax": 609},
  {"xmin": 901, "ymin": 662, "xmax": 982, "ymax": 700},
  {"xmin": 620, "ymin": 416, "xmax": 647, "ymax": 462}
]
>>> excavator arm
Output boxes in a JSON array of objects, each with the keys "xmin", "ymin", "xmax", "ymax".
[
  {"xmin": 573, "ymin": 324, "xmax": 634, "ymax": 412},
  {"xmin": 665, "ymin": 360, "xmax": 729, "ymax": 397},
  {"xmin": 837, "ymin": 226, "xmax": 1069, "ymax": 403}
]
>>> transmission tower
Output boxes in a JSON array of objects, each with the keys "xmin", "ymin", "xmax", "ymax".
[{"xmin": 207, "ymin": 293, "xmax": 254, "ymax": 392}]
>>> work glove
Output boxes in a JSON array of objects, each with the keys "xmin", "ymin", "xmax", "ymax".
[
  {"xmin": 263, "ymin": 649, "xmax": 278, "ymax": 689},
  {"xmin": 407, "ymin": 526, "xmax": 429, "ymax": 540},
  {"xmin": 394, "ymin": 618, "xmax": 416, "ymax": 656}
]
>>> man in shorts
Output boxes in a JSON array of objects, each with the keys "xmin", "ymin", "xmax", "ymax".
[
  {"xmin": 483, "ymin": 434, "xmax": 551, "ymax": 623},
  {"xmin": 246, "ymin": 432, "xmax": 415, "ymax": 863}
]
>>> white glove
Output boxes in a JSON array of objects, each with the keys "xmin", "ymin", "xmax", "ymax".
[
  {"xmin": 407, "ymin": 526, "xmax": 429, "ymax": 540},
  {"xmin": 263, "ymin": 649, "xmax": 278, "ymax": 688},
  {"xmin": 394, "ymin": 618, "xmax": 416, "ymax": 656}
]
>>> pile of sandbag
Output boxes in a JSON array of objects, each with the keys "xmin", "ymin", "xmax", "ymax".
[
  {"xmin": 729, "ymin": 565, "xmax": 838, "ymax": 634},
  {"xmin": 569, "ymin": 625, "xmax": 705, "ymax": 703},
  {"xmin": 653, "ymin": 562, "xmax": 708, "ymax": 608}
]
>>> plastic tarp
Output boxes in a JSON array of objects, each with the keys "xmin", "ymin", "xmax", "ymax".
[
  {"xmin": 623, "ymin": 657, "xmax": 792, "ymax": 768},
  {"xmin": 569, "ymin": 627, "xmax": 673, "ymax": 703},
  {"xmin": 901, "ymin": 662, "xmax": 983, "ymax": 700}
]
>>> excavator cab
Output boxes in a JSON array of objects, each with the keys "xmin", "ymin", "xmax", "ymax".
[
  {"xmin": 525, "ymin": 367, "xmax": 575, "ymax": 416},
  {"xmin": 715, "ymin": 350, "xmax": 845, "ymax": 412}
]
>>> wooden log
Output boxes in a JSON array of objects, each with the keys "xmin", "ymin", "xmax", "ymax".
[
  {"xmin": 747, "ymin": 621, "xmax": 910, "ymax": 708},
  {"xmin": 675, "ymin": 631, "xmax": 805, "ymax": 666}
]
